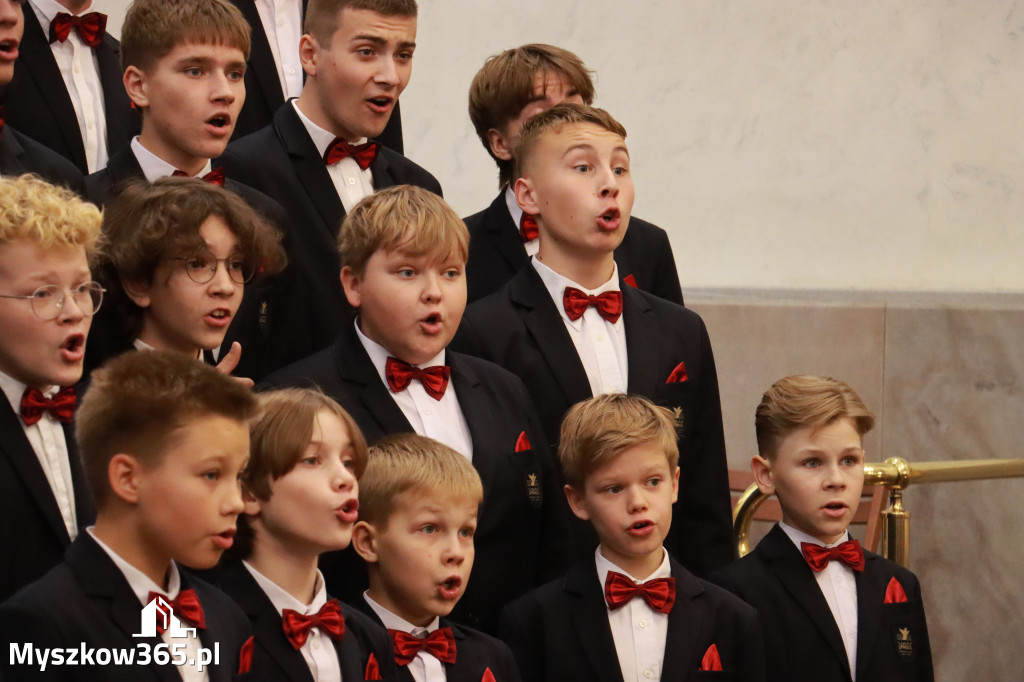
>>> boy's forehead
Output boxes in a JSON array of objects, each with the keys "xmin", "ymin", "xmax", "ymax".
[
  {"xmin": 395, "ymin": 485, "xmax": 479, "ymax": 515},
  {"xmin": 534, "ymin": 122, "xmax": 628, "ymax": 157},
  {"xmin": 0, "ymin": 239, "xmax": 89, "ymax": 277},
  {"xmin": 334, "ymin": 7, "xmax": 417, "ymax": 41}
]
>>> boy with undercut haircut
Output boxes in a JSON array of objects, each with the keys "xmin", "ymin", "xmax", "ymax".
[
  {"xmin": 711, "ymin": 376, "xmax": 934, "ymax": 682},
  {"xmin": 220, "ymin": 0, "xmax": 442, "ymax": 370},
  {"xmin": 0, "ymin": 175, "xmax": 100, "ymax": 602},
  {"xmin": 262, "ymin": 184, "xmax": 572, "ymax": 634},
  {"xmin": 0, "ymin": 350, "xmax": 255, "ymax": 681},
  {"xmin": 499, "ymin": 394, "xmax": 764, "ymax": 682},
  {"xmin": 454, "ymin": 103, "xmax": 734, "ymax": 577},
  {"xmin": 464, "ymin": 43, "xmax": 682, "ymax": 305},
  {"xmin": 352, "ymin": 433, "xmax": 521, "ymax": 682}
]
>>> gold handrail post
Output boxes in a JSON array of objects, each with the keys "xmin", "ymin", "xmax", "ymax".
[{"xmin": 874, "ymin": 456, "xmax": 911, "ymax": 564}]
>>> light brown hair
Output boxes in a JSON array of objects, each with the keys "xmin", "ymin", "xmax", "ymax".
[
  {"xmin": 0, "ymin": 174, "xmax": 102, "ymax": 257},
  {"xmin": 304, "ymin": 0, "xmax": 417, "ymax": 46},
  {"xmin": 559, "ymin": 393, "xmax": 680, "ymax": 490},
  {"xmin": 337, "ymin": 184, "xmax": 467, "ymax": 275},
  {"xmin": 358, "ymin": 434, "xmax": 482, "ymax": 527},
  {"xmin": 120, "ymin": 0, "xmax": 251, "ymax": 71},
  {"xmin": 512, "ymin": 103, "xmax": 627, "ymax": 182},
  {"xmin": 755, "ymin": 375, "xmax": 876, "ymax": 460},
  {"xmin": 468, "ymin": 44, "xmax": 595, "ymax": 189}
]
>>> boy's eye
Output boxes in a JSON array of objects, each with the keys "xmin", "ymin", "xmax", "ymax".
[
  {"xmin": 202, "ymin": 470, "xmax": 220, "ymax": 481},
  {"xmin": 356, "ymin": 47, "xmax": 375, "ymax": 57},
  {"xmin": 459, "ymin": 526, "xmax": 475, "ymax": 539},
  {"xmin": 613, "ymin": 166, "xmax": 629, "ymax": 176},
  {"xmin": 184, "ymin": 67, "xmax": 203, "ymax": 77},
  {"xmin": 419, "ymin": 524, "xmax": 437, "ymax": 534},
  {"xmin": 605, "ymin": 485, "xmax": 622, "ymax": 494},
  {"xmin": 443, "ymin": 268, "xmax": 462, "ymax": 280},
  {"xmin": 396, "ymin": 50, "xmax": 413, "ymax": 62},
  {"xmin": 396, "ymin": 268, "xmax": 415, "ymax": 278},
  {"xmin": 228, "ymin": 70, "xmax": 244, "ymax": 81},
  {"xmin": 31, "ymin": 287, "xmax": 56, "ymax": 300},
  {"xmin": 573, "ymin": 163, "xmax": 590, "ymax": 173},
  {"xmin": 228, "ymin": 258, "xmax": 247, "ymax": 273},
  {"xmin": 647, "ymin": 477, "xmax": 662, "ymax": 487},
  {"xmin": 185, "ymin": 258, "xmax": 208, "ymax": 272},
  {"xmin": 841, "ymin": 455, "xmax": 862, "ymax": 466},
  {"xmin": 300, "ymin": 455, "xmax": 320, "ymax": 466},
  {"xmin": 802, "ymin": 459, "xmax": 820, "ymax": 468}
]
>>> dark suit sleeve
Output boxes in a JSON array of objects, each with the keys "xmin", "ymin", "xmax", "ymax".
[
  {"xmin": 0, "ymin": 603, "xmax": 69, "ymax": 681},
  {"xmin": 649, "ymin": 227, "xmax": 684, "ymax": 306},
  {"xmin": 496, "ymin": 602, "xmax": 542, "ymax": 682},
  {"xmin": 907, "ymin": 575, "xmax": 934, "ymax": 682}
]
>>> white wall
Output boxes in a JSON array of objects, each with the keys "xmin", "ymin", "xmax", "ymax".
[{"xmin": 97, "ymin": 0, "xmax": 1024, "ymax": 293}]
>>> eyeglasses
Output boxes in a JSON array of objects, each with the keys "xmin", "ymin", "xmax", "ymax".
[
  {"xmin": 166, "ymin": 253, "xmax": 255, "ymax": 285},
  {"xmin": 0, "ymin": 281, "xmax": 105, "ymax": 320}
]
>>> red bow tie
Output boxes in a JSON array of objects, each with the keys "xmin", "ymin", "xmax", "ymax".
[
  {"xmin": 282, "ymin": 599, "xmax": 345, "ymax": 650},
  {"xmin": 171, "ymin": 168, "xmax": 225, "ymax": 186},
  {"xmin": 20, "ymin": 387, "xmax": 76, "ymax": 426},
  {"xmin": 0, "ymin": 105, "xmax": 5, "ymax": 142},
  {"xmin": 49, "ymin": 12, "xmax": 106, "ymax": 48},
  {"xmin": 390, "ymin": 627, "xmax": 457, "ymax": 666},
  {"xmin": 604, "ymin": 571, "xmax": 676, "ymax": 614},
  {"xmin": 563, "ymin": 287, "xmax": 623, "ymax": 323},
  {"xmin": 519, "ymin": 213, "xmax": 539, "ymax": 243},
  {"xmin": 323, "ymin": 138, "xmax": 378, "ymax": 169},
  {"xmin": 146, "ymin": 589, "xmax": 206, "ymax": 634},
  {"xmin": 801, "ymin": 539, "xmax": 865, "ymax": 572},
  {"xmin": 385, "ymin": 357, "xmax": 450, "ymax": 400}
]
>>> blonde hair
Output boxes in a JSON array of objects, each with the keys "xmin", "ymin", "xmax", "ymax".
[
  {"xmin": 559, "ymin": 393, "xmax": 679, "ymax": 490},
  {"xmin": 0, "ymin": 174, "xmax": 102, "ymax": 256},
  {"xmin": 304, "ymin": 0, "xmax": 417, "ymax": 46},
  {"xmin": 512, "ymin": 103, "xmax": 627, "ymax": 181},
  {"xmin": 358, "ymin": 434, "xmax": 482, "ymax": 526},
  {"xmin": 121, "ymin": 0, "xmax": 251, "ymax": 71},
  {"xmin": 755, "ymin": 375, "xmax": 876, "ymax": 460},
  {"xmin": 337, "ymin": 185, "xmax": 467, "ymax": 275}
]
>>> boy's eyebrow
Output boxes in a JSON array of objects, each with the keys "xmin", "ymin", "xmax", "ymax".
[
  {"xmin": 350, "ymin": 34, "xmax": 417, "ymax": 50},
  {"xmin": 560, "ymin": 143, "xmax": 630, "ymax": 158},
  {"xmin": 173, "ymin": 55, "xmax": 247, "ymax": 71}
]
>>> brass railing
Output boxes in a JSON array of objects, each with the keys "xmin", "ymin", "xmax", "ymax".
[{"xmin": 734, "ymin": 457, "xmax": 1024, "ymax": 566}]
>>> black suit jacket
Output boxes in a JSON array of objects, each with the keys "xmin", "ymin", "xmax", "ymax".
[
  {"xmin": 710, "ymin": 525, "xmax": 934, "ymax": 682},
  {"xmin": 0, "ymin": 126, "xmax": 85, "ymax": 192},
  {"xmin": 464, "ymin": 193, "xmax": 684, "ymax": 305},
  {"xmin": 260, "ymin": 321, "xmax": 575, "ymax": 633},
  {"xmin": 3, "ymin": 7, "xmax": 138, "ymax": 174},
  {"xmin": 218, "ymin": 103, "xmax": 442, "ymax": 370},
  {"xmin": 498, "ymin": 553, "xmax": 765, "ymax": 682},
  {"xmin": 356, "ymin": 595, "xmax": 521, "ymax": 682},
  {"xmin": 452, "ymin": 265, "xmax": 734, "ymax": 577},
  {"xmin": 0, "ymin": 395, "xmax": 95, "ymax": 602},
  {"xmin": 215, "ymin": 561, "xmax": 397, "ymax": 682},
  {"xmin": 0, "ymin": 532, "xmax": 251, "ymax": 681}
]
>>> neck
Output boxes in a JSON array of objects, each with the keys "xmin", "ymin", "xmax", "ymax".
[
  {"xmin": 136, "ymin": 130, "xmax": 209, "ymax": 178},
  {"xmin": 93, "ymin": 514, "xmax": 173, "ymax": 590},
  {"xmin": 601, "ymin": 544, "xmax": 664, "ymax": 582},
  {"xmin": 537, "ymin": 249, "xmax": 616, "ymax": 291},
  {"xmin": 135, "ymin": 329, "xmax": 203, "ymax": 360},
  {"xmin": 58, "ymin": 0, "xmax": 92, "ymax": 14},
  {"xmin": 295, "ymin": 86, "xmax": 357, "ymax": 142},
  {"xmin": 246, "ymin": 531, "xmax": 320, "ymax": 605},
  {"xmin": 366, "ymin": 576, "xmax": 435, "ymax": 629}
]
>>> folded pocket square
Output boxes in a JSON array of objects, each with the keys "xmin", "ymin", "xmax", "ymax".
[
  {"xmin": 884, "ymin": 577, "xmax": 909, "ymax": 604},
  {"xmin": 623, "ymin": 274, "xmax": 639, "ymax": 289},
  {"xmin": 666, "ymin": 361, "xmax": 688, "ymax": 383},
  {"xmin": 364, "ymin": 653, "xmax": 382, "ymax": 680},
  {"xmin": 481, "ymin": 668, "xmax": 497, "ymax": 682},
  {"xmin": 515, "ymin": 431, "xmax": 531, "ymax": 452},
  {"xmin": 238, "ymin": 636, "xmax": 253, "ymax": 674},
  {"xmin": 700, "ymin": 643, "xmax": 723, "ymax": 671}
]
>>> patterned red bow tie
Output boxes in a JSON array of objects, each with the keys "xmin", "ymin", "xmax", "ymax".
[
  {"xmin": 519, "ymin": 213, "xmax": 539, "ymax": 243},
  {"xmin": 604, "ymin": 571, "xmax": 676, "ymax": 614},
  {"xmin": 49, "ymin": 12, "xmax": 106, "ymax": 48},
  {"xmin": 801, "ymin": 539, "xmax": 865, "ymax": 572},
  {"xmin": 390, "ymin": 627, "xmax": 457, "ymax": 666},
  {"xmin": 20, "ymin": 387, "xmax": 76, "ymax": 426},
  {"xmin": 146, "ymin": 589, "xmax": 206, "ymax": 634},
  {"xmin": 385, "ymin": 356, "xmax": 450, "ymax": 400},
  {"xmin": 282, "ymin": 599, "xmax": 345, "ymax": 650},
  {"xmin": 171, "ymin": 168, "xmax": 225, "ymax": 186},
  {"xmin": 563, "ymin": 287, "xmax": 623, "ymax": 323},
  {"xmin": 323, "ymin": 138, "xmax": 378, "ymax": 169}
]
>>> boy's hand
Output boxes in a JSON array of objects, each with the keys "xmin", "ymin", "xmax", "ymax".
[{"xmin": 215, "ymin": 342, "xmax": 255, "ymax": 388}]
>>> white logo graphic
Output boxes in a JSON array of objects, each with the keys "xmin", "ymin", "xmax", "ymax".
[{"xmin": 133, "ymin": 596, "xmax": 197, "ymax": 639}]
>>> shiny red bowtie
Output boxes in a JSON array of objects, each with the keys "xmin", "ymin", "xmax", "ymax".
[
  {"xmin": 49, "ymin": 12, "xmax": 106, "ymax": 48},
  {"xmin": 282, "ymin": 599, "xmax": 345, "ymax": 650},
  {"xmin": 604, "ymin": 571, "xmax": 676, "ymax": 614},
  {"xmin": 20, "ymin": 387, "xmax": 76, "ymax": 426},
  {"xmin": 519, "ymin": 213, "xmax": 539, "ymax": 242},
  {"xmin": 390, "ymin": 627, "xmax": 457, "ymax": 666},
  {"xmin": 385, "ymin": 357, "xmax": 450, "ymax": 400},
  {"xmin": 323, "ymin": 138, "xmax": 378, "ymax": 169},
  {"xmin": 563, "ymin": 287, "xmax": 623, "ymax": 323},
  {"xmin": 801, "ymin": 539, "xmax": 865, "ymax": 572},
  {"xmin": 171, "ymin": 168, "xmax": 225, "ymax": 186},
  {"xmin": 146, "ymin": 589, "xmax": 206, "ymax": 634}
]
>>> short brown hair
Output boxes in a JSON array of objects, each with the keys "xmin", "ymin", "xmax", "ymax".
[
  {"xmin": 0, "ymin": 174, "xmax": 102, "ymax": 257},
  {"xmin": 755, "ymin": 375, "xmax": 876, "ymax": 460},
  {"xmin": 304, "ymin": 0, "xmax": 417, "ymax": 46},
  {"xmin": 513, "ymin": 103, "xmax": 627, "ymax": 182},
  {"xmin": 358, "ymin": 434, "xmax": 482, "ymax": 527},
  {"xmin": 76, "ymin": 350, "xmax": 258, "ymax": 507},
  {"xmin": 559, "ymin": 393, "xmax": 680, "ymax": 490},
  {"xmin": 337, "ymin": 184, "xmax": 467, "ymax": 275},
  {"xmin": 468, "ymin": 44, "xmax": 595, "ymax": 189},
  {"xmin": 121, "ymin": 0, "xmax": 251, "ymax": 71}
]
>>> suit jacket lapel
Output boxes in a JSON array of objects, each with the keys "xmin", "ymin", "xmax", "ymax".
[
  {"xmin": 483, "ymin": 193, "xmax": 530, "ymax": 274},
  {"xmin": 447, "ymin": 354, "xmax": 498, "ymax": 517},
  {"xmin": 275, "ymin": 104, "xmax": 344, "ymax": 235},
  {"xmin": 105, "ymin": 145, "xmax": 146, "ymax": 187},
  {"xmin": 0, "ymin": 130, "xmax": 28, "ymax": 174},
  {"xmin": 65, "ymin": 424, "xmax": 96, "ymax": 527},
  {"xmin": 622, "ymin": 286, "xmax": 664, "ymax": 394},
  {"xmin": 96, "ymin": 37, "xmax": 131, "ymax": 151},
  {"xmin": 333, "ymin": 324, "xmax": 413, "ymax": 436},
  {"xmin": 853, "ymin": 553, "xmax": 884, "ymax": 681},
  {"xmin": 563, "ymin": 560, "xmax": 624, "ymax": 682},
  {"xmin": 660, "ymin": 556, "xmax": 709, "ymax": 680}
]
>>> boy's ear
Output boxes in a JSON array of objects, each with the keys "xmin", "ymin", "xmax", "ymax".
[
  {"xmin": 121, "ymin": 279, "xmax": 153, "ymax": 309},
  {"xmin": 751, "ymin": 455, "xmax": 775, "ymax": 495},
  {"xmin": 351, "ymin": 521, "xmax": 379, "ymax": 563},
  {"xmin": 564, "ymin": 484, "xmax": 589, "ymax": 521},
  {"xmin": 513, "ymin": 177, "xmax": 540, "ymax": 217},
  {"xmin": 670, "ymin": 466, "xmax": 680, "ymax": 505},
  {"xmin": 298, "ymin": 34, "xmax": 320, "ymax": 78},
  {"xmin": 123, "ymin": 66, "xmax": 150, "ymax": 109},
  {"xmin": 242, "ymin": 489, "xmax": 261, "ymax": 517},
  {"xmin": 108, "ymin": 453, "xmax": 144, "ymax": 504},
  {"xmin": 339, "ymin": 265, "xmax": 362, "ymax": 309},
  {"xmin": 486, "ymin": 128, "xmax": 513, "ymax": 161}
]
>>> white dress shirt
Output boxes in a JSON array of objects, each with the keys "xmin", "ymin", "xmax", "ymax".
[
  {"xmin": 293, "ymin": 101, "xmax": 375, "ymax": 212},
  {"xmin": 364, "ymin": 592, "xmax": 446, "ymax": 682},
  {"xmin": 29, "ymin": 0, "xmax": 108, "ymax": 172},
  {"xmin": 253, "ymin": 0, "xmax": 303, "ymax": 100},
  {"xmin": 532, "ymin": 256, "xmax": 628, "ymax": 395},
  {"xmin": 595, "ymin": 547, "xmax": 671, "ymax": 682},
  {"xmin": 355, "ymin": 320, "xmax": 473, "ymax": 459},
  {"xmin": 781, "ymin": 522, "xmax": 860, "ymax": 679},
  {"xmin": 244, "ymin": 562, "xmax": 342, "ymax": 682},
  {"xmin": 0, "ymin": 370, "xmax": 78, "ymax": 540},
  {"xmin": 131, "ymin": 137, "xmax": 213, "ymax": 181},
  {"xmin": 504, "ymin": 187, "xmax": 539, "ymax": 258}
]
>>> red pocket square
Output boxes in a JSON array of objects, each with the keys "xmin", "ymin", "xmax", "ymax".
[
  {"xmin": 364, "ymin": 652, "xmax": 382, "ymax": 680},
  {"xmin": 514, "ymin": 431, "xmax": 531, "ymax": 452},
  {"xmin": 481, "ymin": 668, "xmax": 497, "ymax": 682},
  {"xmin": 623, "ymin": 274, "xmax": 638, "ymax": 289},
  {"xmin": 700, "ymin": 643, "xmax": 723, "ymax": 671},
  {"xmin": 238, "ymin": 635, "xmax": 254, "ymax": 674},
  {"xmin": 884, "ymin": 577, "xmax": 909, "ymax": 604},
  {"xmin": 666, "ymin": 361, "xmax": 688, "ymax": 384}
]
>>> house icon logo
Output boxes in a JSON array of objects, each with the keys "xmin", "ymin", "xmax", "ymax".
[{"xmin": 133, "ymin": 596, "xmax": 197, "ymax": 639}]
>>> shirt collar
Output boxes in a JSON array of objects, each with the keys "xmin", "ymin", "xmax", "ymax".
[
  {"xmin": 243, "ymin": 561, "xmax": 328, "ymax": 617},
  {"xmin": 131, "ymin": 138, "xmax": 212, "ymax": 182},
  {"xmin": 353, "ymin": 317, "xmax": 446, "ymax": 387},
  {"xmin": 87, "ymin": 527, "xmax": 182, "ymax": 605},
  {"xmin": 363, "ymin": 591, "xmax": 439, "ymax": 634},
  {"xmin": 531, "ymin": 255, "xmax": 621, "ymax": 330},
  {"xmin": 503, "ymin": 186, "xmax": 524, "ymax": 232},
  {"xmin": 0, "ymin": 368, "xmax": 58, "ymax": 413},
  {"xmin": 30, "ymin": 0, "xmax": 94, "ymax": 25},
  {"xmin": 594, "ymin": 545, "xmax": 671, "ymax": 586},
  {"xmin": 291, "ymin": 99, "xmax": 368, "ymax": 157},
  {"xmin": 779, "ymin": 521, "xmax": 851, "ymax": 550}
]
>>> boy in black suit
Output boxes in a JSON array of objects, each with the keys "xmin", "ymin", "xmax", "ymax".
[
  {"xmin": 464, "ymin": 43, "xmax": 682, "ymax": 305},
  {"xmin": 0, "ymin": 175, "xmax": 100, "ymax": 602},
  {"xmin": 499, "ymin": 394, "xmax": 764, "ymax": 681},
  {"xmin": 711, "ymin": 376, "xmax": 934, "ymax": 681},
  {"xmin": 261, "ymin": 185, "xmax": 573, "ymax": 633},
  {"xmin": 2, "ymin": 0, "xmax": 137, "ymax": 175},
  {"xmin": 454, "ymin": 103, "xmax": 733, "ymax": 577},
  {"xmin": 219, "ymin": 0, "xmax": 442, "ymax": 370},
  {"xmin": 217, "ymin": 388, "xmax": 397, "ymax": 681},
  {"xmin": 352, "ymin": 433, "xmax": 521, "ymax": 682},
  {"xmin": 0, "ymin": 350, "xmax": 256, "ymax": 681}
]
